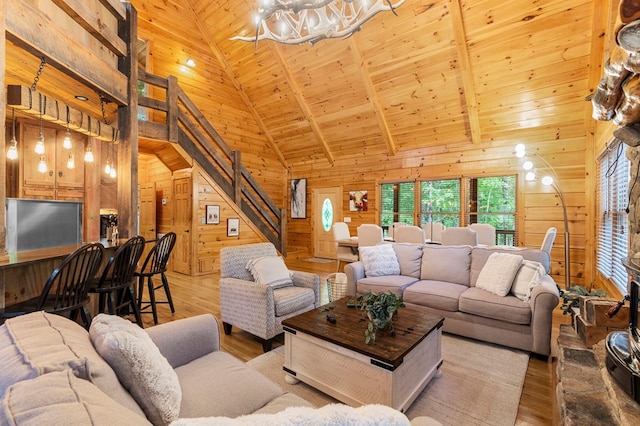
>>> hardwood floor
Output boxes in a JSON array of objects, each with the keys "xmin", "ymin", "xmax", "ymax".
[{"xmin": 142, "ymin": 258, "xmax": 570, "ymax": 425}]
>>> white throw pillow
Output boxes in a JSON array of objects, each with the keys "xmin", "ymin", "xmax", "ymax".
[
  {"xmin": 89, "ymin": 314, "xmax": 181, "ymax": 426},
  {"xmin": 475, "ymin": 252, "xmax": 524, "ymax": 297},
  {"xmin": 246, "ymin": 256, "xmax": 293, "ymax": 288},
  {"xmin": 511, "ymin": 260, "xmax": 546, "ymax": 302},
  {"xmin": 359, "ymin": 244, "xmax": 400, "ymax": 277}
]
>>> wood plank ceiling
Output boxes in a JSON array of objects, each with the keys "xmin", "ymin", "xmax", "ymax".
[{"xmin": 5, "ymin": 0, "xmax": 603, "ymax": 168}]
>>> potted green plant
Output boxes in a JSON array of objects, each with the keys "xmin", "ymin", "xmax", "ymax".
[
  {"xmin": 559, "ymin": 285, "xmax": 608, "ymax": 316},
  {"xmin": 357, "ymin": 291, "xmax": 405, "ymax": 344}
]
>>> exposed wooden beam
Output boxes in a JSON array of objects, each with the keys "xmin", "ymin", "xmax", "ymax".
[
  {"xmin": 51, "ymin": 0, "xmax": 127, "ymax": 57},
  {"xmin": 98, "ymin": 0, "xmax": 126, "ymax": 20},
  {"xmin": 269, "ymin": 44, "xmax": 335, "ymax": 165},
  {"xmin": 7, "ymin": 85, "xmax": 119, "ymax": 142},
  {"xmin": 6, "ymin": 0, "xmax": 128, "ymax": 105},
  {"xmin": 349, "ymin": 37, "xmax": 396, "ymax": 156},
  {"xmin": 449, "ymin": 0, "xmax": 482, "ymax": 145},
  {"xmin": 1, "ymin": 0, "xmax": 7, "ymax": 251},
  {"xmin": 183, "ymin": 0, "xmax": 288, "ymax": 168}
]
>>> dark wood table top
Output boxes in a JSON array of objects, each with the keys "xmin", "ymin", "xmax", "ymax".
[{"xmin": 283, "ymin": 297, "xmax": 444, "ymax": 369}]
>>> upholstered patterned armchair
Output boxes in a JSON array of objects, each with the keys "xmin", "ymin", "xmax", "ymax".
[{"xmin": 219, "ymin": 243, "xmax": 320, "ymax": 352}]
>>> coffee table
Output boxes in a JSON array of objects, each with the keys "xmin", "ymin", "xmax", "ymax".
[{"xmin": 282, "ymin": 297, "xmax": 444, "ymax": 412}]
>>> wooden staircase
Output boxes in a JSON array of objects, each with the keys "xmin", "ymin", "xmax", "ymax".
[{"xmin": 136, "ymin": 71, "xmax": 286, "ymax": 253}]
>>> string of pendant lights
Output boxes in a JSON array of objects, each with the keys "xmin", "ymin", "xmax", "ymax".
[{"xmin": 6, "ymin": 56, "xmax": 119, "ymax": 179}]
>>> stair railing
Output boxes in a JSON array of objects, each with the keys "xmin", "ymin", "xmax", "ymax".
[{"xmin": 137, "ymin": 71, "xmax": 286, "ymax": 253}]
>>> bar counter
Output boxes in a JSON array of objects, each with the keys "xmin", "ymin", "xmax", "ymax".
[{"xmin": 0, "ymin": 239, "xmax": 125, "ymax": 309}]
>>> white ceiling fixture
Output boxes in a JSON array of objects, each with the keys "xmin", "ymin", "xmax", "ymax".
[{"xmin": 232, "ymin": 0, "xmax": 406, "ymax": 46}]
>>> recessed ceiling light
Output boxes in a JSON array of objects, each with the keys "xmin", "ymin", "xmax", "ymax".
[
  {"xmin": 75, "ymin": 95, "xmax": 89, "ymax": 101},
  {"xmin": 186, "ymin": 58, "xmax": 196, "ymax": 67}
]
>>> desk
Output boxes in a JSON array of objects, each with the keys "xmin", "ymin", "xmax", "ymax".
[{"xmin": 0, "ymin": 239, "xmax": 125, "ymax": 309}]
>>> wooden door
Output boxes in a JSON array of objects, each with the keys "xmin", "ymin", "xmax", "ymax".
[
  {"xmin": 139, "ymin": 182, "xmax": 156, "ymax": 242},
  {"xmin": 312, "ymin": 187, "xmax": 342, "ymax": 259},
  {"xmin": 173, "ymin": 176, "xmax": 192, "ymax": 275}
]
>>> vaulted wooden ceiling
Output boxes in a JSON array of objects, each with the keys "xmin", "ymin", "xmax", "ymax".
[{"xmin": 5, "ymin": 0, "xmax": 616, "ymax": 168}]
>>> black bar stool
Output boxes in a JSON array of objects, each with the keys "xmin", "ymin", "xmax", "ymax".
[
  {"xmin": 134, "ymin": 232, "xmax": 177, "ymax": 325},
  {"xmin": 0, "ymin": 242, "xmax": 104, "ymax": 329},
  {"xmin": 88, "ymin": 236, "xmax": 146, "ymax": 327}
]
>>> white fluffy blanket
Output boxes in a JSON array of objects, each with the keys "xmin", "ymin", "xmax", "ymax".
[{"xmin": 170, "ymin": 403, "xmax": 411, "ymax": 426}]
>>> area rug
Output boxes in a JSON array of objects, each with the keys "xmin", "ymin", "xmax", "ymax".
[
  {"xmin": 246, "ymin": 334, "xmax": 529, "ymax": 425},
  {"xmin": 302, "ymin": 257, "xmax": 335, "ymax": 264}
]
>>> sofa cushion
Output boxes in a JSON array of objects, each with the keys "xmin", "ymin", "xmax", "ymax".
[
  {"xmin": 459, "ymin": 287, "xmax": 532, "ymax": 325},
  {"xmin": 393, "ymin": 243, "xmax": 423, "ymax": 278},
  {"xmin": 0, "ymin": 311, "xmax": 144, "ymax": 417},
  {"xmin": 470, "ymin": 246, "xmax": 550, "ymax": 286},
  {"xmin": 90, "ymin": 314, "xmax": 181, "ymax": 426},
  {"xmin": 403, "ymin": 280, "xmax": 469, "ymax": 312},
  {"xmin": 356, "ymin": 275, "xmax": 419, "ymax": 297},
  {"xmin": 175, "ymin": 351, "xmax": 284, "ymax": 419},
  {"xmin": 246, "ymin": 256, "xmax": 293, "ymax": 289},
  {"xmin": 0, "ymin": 369, "xmax": 151, "ymax": 426},
  {"xmin": 475, "ymin": 252, "xmax": 523, "ymax": 297},
  {"xmin": 421, "ymin": 245, "xmax": 472, "ymax": 286},
  {"xmin": 170, "ymin": 403, "xmax": 412, "ymax": 426},
  {"xmin": 273, "ymin": 286, "xmax": 316, "ymax": 316},
  {"xmin": 359, "ymin": 244, "xmax": 400, "ymax": 277},
  {"xmin": 511, "ymin": 260, "xmax": 547, "ymax": 302}
]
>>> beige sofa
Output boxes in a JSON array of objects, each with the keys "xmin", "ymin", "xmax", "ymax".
[
  {"xmin": 345, "ymin": 244, "xmax": 560, "ymax": 356},
  {"xmin": 0, "ymin": 311, "xmax": 440, "ymax": 425}
]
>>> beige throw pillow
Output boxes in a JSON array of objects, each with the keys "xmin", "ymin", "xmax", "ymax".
[
  {"xmin": 475, "ymin": 252, "xmax": 524, "ymax": 297},
  {"xmin": 511, "ymin": 260, "xmax": 546, "ymax": 302},
  {"xmin": 90, "ymin": 314, "xmax": 181, "ymax": 426},
  {"xmin": 246, "ymin": 256, "xmax": 293, "ymax": 288}
]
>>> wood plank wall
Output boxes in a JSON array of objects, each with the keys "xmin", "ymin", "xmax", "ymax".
[{"xmin": 289, "ymin": 136, "xmax": 587, "ymax": 289}]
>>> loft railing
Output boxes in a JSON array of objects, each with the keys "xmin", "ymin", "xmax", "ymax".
[{"xmin": 136, "ymin": 71, "xmax": 286, "ymax": 253}]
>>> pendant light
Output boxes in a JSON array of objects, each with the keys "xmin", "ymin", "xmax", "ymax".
[
  {"xmin": 84, "ymin": 117, "xmax": 94, "ymax": 163},
  {"xmin": 7, "ymin": 108, "xmax": 19, "ymax": 160},
  {"xmin": 67, "ymin": 153, "xmax": 75, "ymax": 169},
  {"xmin": 34, "ymin": 93, "xmax": 45, "ymax": 155},
  {"xmin": 108, "ymin": 143, "xmax": 116, "ymax": 178},
  {"xmin": 37, "ymin": 155, "xmax": 47, "ymax": 174},
  {"xmin": 63, "ymin": 106, "xmax": 72, "ymax": 149},
  {"xmin": 104, "ymin": 144, "xmax": 111, "ymax": 174}
]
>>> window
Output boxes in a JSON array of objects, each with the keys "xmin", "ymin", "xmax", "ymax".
[
  {"xmin": 419, "ymin": 180, "xmax": 461, "ymax": 228},
  {"xmin": 380, "ymin": 182, "xmax": 415, "ymax": 234},
  {"xmin": 467, "ymin": 176, "xmax": 517, "ymax": 246},
  {"xmin": 597, "ymin": 140, "xmax": 629, "ymax": 292}
]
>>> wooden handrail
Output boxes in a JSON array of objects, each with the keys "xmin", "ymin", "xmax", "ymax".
[{"xmin": 137, "ymin": 71, "xmax": 285, "ymax": 253}]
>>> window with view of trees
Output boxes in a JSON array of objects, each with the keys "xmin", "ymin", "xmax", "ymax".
[
  {"xmin": 419, "ymin": 180, "xmax": 461, "ymax": 228},
  {"xmin": 466, "ymin": 176, "xmax": 517, "ymax": 246},
  {"xmin": 380, "ymin": 176, "xmax": 516, "ymax": 245},
  {"xmin": 380, "ymin": 182, "xmax": 414, "ymax": 233}
]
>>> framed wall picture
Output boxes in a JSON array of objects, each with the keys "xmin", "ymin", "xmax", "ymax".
[
  {"xmin": 349, "ymin": 190, "xmax": 368, "ymax": 211},
  {"xmin": 227, "ymin": 218, "xmax": 240, "ymax": 237},
  {"xmin": 206, "ymin": 205, "xmax": 220, "ymax": 224},
  {"xmin": 291, "ymin": 178, "xmax": 307, "ymax": 219}
]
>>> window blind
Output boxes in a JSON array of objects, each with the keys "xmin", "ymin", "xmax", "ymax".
[{"xmin": 596, "ymin": 139, "xmax": 629, "ymax": 292}]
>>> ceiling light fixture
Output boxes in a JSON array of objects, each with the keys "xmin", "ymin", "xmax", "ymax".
[
  {"xmin": 232, "ymin": 0, "xmax": 406, "ymax": 46},
  {"xmin": 75, "ymin": 95, "xmax": 89, "ymax": 101},
  {"xmin": 186, "ymin": 58, "xmax": 196, "ymax": 67}
]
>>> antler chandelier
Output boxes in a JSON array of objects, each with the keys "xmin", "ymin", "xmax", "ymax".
[{"xmin": 232, "ymin": 0, "xmax": 406, "ymax": 46}]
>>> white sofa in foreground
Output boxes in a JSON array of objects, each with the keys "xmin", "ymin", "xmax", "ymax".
[
  {"xmin": 0, "ymin": 311, "xmax": 439, "ymax": 425},
  {"xmin": 345, "ymin": 243, "xmax": 560, "ymax": 356}
]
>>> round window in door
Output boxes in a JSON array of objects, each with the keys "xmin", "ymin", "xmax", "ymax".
[{"xmin": 322, "ymin": 198, "xmax": 333, "ymax": 232}]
